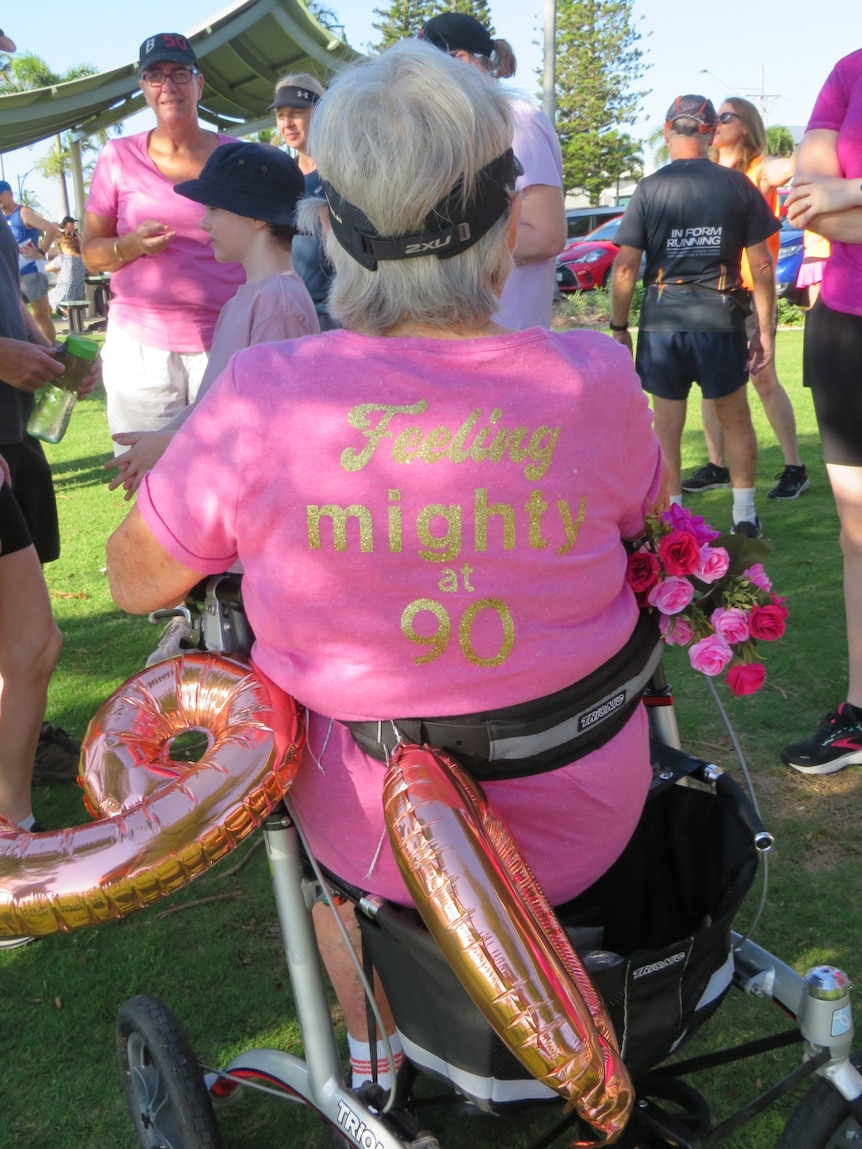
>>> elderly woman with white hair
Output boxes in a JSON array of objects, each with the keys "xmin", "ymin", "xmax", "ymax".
[{"xmin": 106, "ymin": 41, "xmax": 663, "ymax": 1089}]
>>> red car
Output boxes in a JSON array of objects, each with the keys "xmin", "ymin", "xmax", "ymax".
[{"xmin": 555, "ymin": 215, "xmax": 625, "ymax": 292}]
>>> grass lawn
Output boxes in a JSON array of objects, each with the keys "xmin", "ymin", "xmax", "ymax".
[{"xmin": 2, "ymin": 327, "xmax": 860, "ymax": 1148}]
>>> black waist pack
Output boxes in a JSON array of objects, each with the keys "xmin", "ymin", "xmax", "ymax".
[{"xmin": 347, "ymin": 611, "xmax": 661, "ymax": 781}]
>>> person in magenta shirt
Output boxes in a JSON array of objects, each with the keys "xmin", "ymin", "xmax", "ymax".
[
  {"xmin": 106, "ymin": 42, "xmax": 662, "ymax": 1092},
  {"xmin": 82, "ymin": 33, "xmax": 244, "ymax": 445},
  {"xmin": 781, "ymin": 49, "xmax": 862, "ymax": 774}
]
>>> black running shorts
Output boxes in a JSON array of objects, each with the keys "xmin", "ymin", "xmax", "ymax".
[
  {"xmin": 635, "ymin": 330, "xmax": 749, "ymax": 401},
  {"xmin": 1, "ymin": 436, "xmax": 60, "ymax": 563},
  {"xmin": 803, "ymin": 299, "xmax": 862, "ymax": 467},
  {"xmin": 0, "ymin": 479, "xmax": 34, "ymax": 557}
]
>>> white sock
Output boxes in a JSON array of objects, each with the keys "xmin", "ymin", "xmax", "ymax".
[
  {"xmin": 669, "ymin": 493, "xmax": 683, "ymax": 506},
  {"xmin": 348, "ymin": 1032, "xmax": 403, "ymax": 1090},
  {"xmin": 19, "ymin": 813, "xmax": 35, "ymax": 831},
  {"xmin": 732, "ymin": 488, "xmax": 756, "ymax": 524}
]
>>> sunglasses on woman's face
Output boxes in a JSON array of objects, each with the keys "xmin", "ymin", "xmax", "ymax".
[{"xmin": 717, "ymin": 112, "xmax": 740, "ymax": 124}]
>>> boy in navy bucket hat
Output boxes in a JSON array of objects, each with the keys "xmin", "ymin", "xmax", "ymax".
[{"xmin": 106, "ymin": 141, "xmax": 319, "ymax": 536}]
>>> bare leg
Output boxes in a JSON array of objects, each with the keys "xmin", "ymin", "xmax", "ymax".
[
  {"xmin": 713, "ymin": 387, "xmax": 757, "ymax": 489},
  {"xmin": 826, "ymin": 464, "xmax": 862, "ymax": 708},
  {"xmin": 28, "ymin": 295, "xmax": 56, "ymax": 346},
  {"xmin": 750, "ymin": 360, "xmax": 802, "ymax": 466},
  {"xmin": 0, "ymin": 544, "xmax": 62, "ymax": 824},
  {"xmin": 701, "ymin": 398, "xmax": 726, "ymax": 467},
  {"xmin": 650, "ymin": 396, "xmax": 687, "ymax": 495},
  {"xmin": 312, "ymin": 900, "xmax": 396, "ymax": 1039}
]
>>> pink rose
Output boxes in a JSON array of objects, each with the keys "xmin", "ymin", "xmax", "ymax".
[
  {"xmin": 626, "ymin": 550, "xmax": 661, "ymax": 594},
  {"xmin": 743, "ymin": 563, "xmax": 772, "ymax": 592},
  {"xmin": 658, "ymin": 530, "xmax": 701, "ymax": 576},
  {"xmin": 748, "ymin": 604, "xmax": 787, "ymax": 642},
  {"xmin": 689, "ymin": 634, "xmax": 734, "ymax": 676},
  {"xmin": 661, "ymin": 504, "xmax": 720, "ymax": 544},
  {"xmin": 647, "ymin": 576, "xmax": 695, "ymax": 615},
  {"xmin": 695, "ymin": 544, "xmax": 730, "ymax": 584},
  {"xmin": 711, "ymin": 606, "xmax": 750, "ymax": 644},
  {"xmin": 726, "ymin": 661, "xmax": 767, "ymax": 696},
  {"xmin": 659, "ymin": 613, "xmax": 695, "ymax": 646}
]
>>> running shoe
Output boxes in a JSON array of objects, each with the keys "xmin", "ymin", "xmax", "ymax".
[
  {"xmin": 32, "ymin": 721, "xmax": 80, "ymax": 782},
  {"xmin": 731, "ymin": 518, "xmax": 762, "ymax": 539},
  {"xmin": 767, "ymin": 465, "xmax": 809, "ymax": 500},
  {"xmin": 146, "ymin": 616, "xmax": 193, "ymax": 667},
  {"xmin": 781, "ymin": 704, "xmax": 862, "ymax": 774},
  {"xmin": 681, "ymin": 463, "xmax": 731, "ymax": 493}
]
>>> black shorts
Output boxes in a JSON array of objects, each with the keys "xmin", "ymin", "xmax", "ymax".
[
  {"xmin": 635, "ymin": 330, "xmax": 749, "ymax": 401},
  {"xmin": 0, "ymin": 480, "xmax": 33, "ymax": 557},
  {"xmin": 1, "ymin": 437, "xmax": 60, "ymax": 563},
  {"xmin": 803, "ymin": 299, "xmax": 862, "ymax": 467}
]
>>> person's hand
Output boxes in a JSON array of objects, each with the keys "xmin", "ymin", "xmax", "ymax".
[
  {"xmin": 76, "ymin": 354, "xmax": 102, "ymax": 399},
  {"xmin": 0, "ymin": 337, "xmax": 64, "ymax": 391},
  {"xmin": 610, "ymin": 328, "xmax": 634, "ymax": 357},
  {"xmin": 17, "ymin": 239, "xmax": 41, "ymax": 261},
  {"xmin": 749, "ymin": 328, "xmax": 774, "ymax": 376},
  {"xmin": 127, "ymin": 220, "xmax": 177, "ymax": 258},
  {"xmin": 105, "ymin": 429, "xmax": 174, "ymax": 500},
  {"xmin": 785, "ymin": 176, "xmax": 857, "ymax": 229}
]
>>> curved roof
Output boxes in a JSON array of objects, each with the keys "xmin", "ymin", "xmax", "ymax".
[{"xmin": 0, "ymin": 0, "xmax": 362, "ymax": 152}]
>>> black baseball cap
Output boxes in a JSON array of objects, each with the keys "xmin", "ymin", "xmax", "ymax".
[
  {"xmin": 417, "ymin": 13, "xmax": 493, "ymax": 57},
  {"xmin": 139, "ymin": 33, "xmax": 198, "ymax": 73},
  {"xmin": 268, "ymin": 84, "xmax": 321, "ymax": 111},
  {"xmin": 174, "ymin": 142, "xmax": 305, "ymax": 226},
  {"xmin": 60, "ymin": 215, "xmax": 77, "ymax": 225},
  {"xmin": 666, "ymin": 95, "xmax": 717, "ymax": 131}
]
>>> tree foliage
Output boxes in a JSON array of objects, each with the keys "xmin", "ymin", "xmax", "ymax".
[
  {"xmin": 766, "ymin": 124, "xmax": 796, "ymax": 158},
  {"xmin": 370, "ymin": 0, "xmax": 494, "ymax": 51},
  {"xmin": 555, "ymin": 0, "xmax": 650, "ymax": 202}
]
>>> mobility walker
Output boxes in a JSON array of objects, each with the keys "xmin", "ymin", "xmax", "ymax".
[{"xmin": 116, "ymin": 576, "xmax": 862, "ymax": 1149}]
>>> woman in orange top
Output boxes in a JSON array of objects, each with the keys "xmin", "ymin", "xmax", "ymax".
[{"xmin": 683, "ymin": 97, "xmax": 808, "ymax": 501}]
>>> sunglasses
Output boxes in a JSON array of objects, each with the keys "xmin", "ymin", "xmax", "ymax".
[
  {"xmin": 717, "ymin": 112, "xmax": 740, "ymax": 124},
  {"xmin": 141, "ymin": 67, "xmax": 199, "ymax": 87}
]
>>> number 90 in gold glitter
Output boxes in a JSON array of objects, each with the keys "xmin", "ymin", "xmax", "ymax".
[{"xmin": 401, "ymin": 598, "xmax": 515, "ymax": 667}]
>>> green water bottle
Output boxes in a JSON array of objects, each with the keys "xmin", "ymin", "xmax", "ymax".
[{"xmin": 27, "ymin": 335, "xmax": 100, "ymax": 444}]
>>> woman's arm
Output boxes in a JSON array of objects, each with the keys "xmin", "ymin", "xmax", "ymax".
[
  {"xmin": 81, "ymin": 210, "xmax": 177, "ymax": 273},
  {"xmin": 512, "ymin": 184, "xmax": 567, "ymax": 265},
  {"xmin": 107, "ymin": 504, "xmax": 205, "ymax": 614},
  {"xmin": 785, "ymin": 129, "xmax": 862, "ymax": 240}
]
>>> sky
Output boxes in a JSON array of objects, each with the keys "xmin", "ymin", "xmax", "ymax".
[{"xmin": 0, "ymin": 0, "xmax": 855, "ymax": 219}]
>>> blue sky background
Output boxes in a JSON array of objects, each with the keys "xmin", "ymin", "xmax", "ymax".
[{"xmin": 0, "ymin": 0, "xmax": 853, "ymax": 217}]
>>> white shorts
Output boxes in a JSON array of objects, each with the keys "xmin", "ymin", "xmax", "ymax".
[{"xmin": 101, "ymin": 321, "xmax": 209, "ymax": 449}]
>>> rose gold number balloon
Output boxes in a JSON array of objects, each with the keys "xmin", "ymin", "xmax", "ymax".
[
  {"xmin": 0, "ymin": 654, "xmax": 303, "ymax": 939},
  {"xmin": 384, "ymin": 743, "xmax": 633, "ymax": 1144}
]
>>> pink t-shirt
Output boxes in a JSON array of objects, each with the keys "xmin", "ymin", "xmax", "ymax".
[
  {"xmin": 137, "ymin": 328, "xmax": 662, "ymax": 903},
  {"xmin": 86, "ymin": 133, "xmax": 246, "ymax": 350},
  {"xmin": 497, "ymin": 98, "xmax": 564, "ymax": 331},
  {"xmin": 806, "ymin": 48, "xmax": 862, "ymax": 316}
]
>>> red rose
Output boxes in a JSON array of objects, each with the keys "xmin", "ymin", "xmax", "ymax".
[
  {"xmin": 748, "ymin": 604, "xmax": 787, "ymax": 642},
  {"xmin": 770, "ymin": 594, "xmax": 790, "ymax": 619},
  {"xmin": 658, "ymin": 530, "xmax": 701, "ymax": 576},
  {"xmin": 626, "ymin": 551, "xmax": 660, "ymax": 594},
  {"xmin": 726, "ymin": 661, "xmax": 767, "ymax": 696}
]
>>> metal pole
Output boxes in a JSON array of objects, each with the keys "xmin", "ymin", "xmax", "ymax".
[{"xmin": 543, "ymin": 0, "xmax": 556, "ymax": 123}]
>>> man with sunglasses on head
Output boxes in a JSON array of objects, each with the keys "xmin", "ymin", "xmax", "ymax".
[
  {"xmin": 81, "ymin": 33, "xmax": 244, "ymax": 450},
  {"xmin": 610, "ymin": 95, "xmax": 780, "ymax": 539}
]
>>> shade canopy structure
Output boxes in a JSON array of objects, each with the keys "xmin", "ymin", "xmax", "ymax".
[{"xmin": 0, "ymin": 0, "xmax": 362, "ymax": 153}]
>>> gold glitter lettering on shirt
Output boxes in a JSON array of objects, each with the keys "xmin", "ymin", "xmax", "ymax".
[{"xmin": 307, "ymin": 504, "xmax": 374, "ymax": 551}]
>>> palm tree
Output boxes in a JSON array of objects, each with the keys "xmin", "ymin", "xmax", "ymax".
[{"xmin": 0, "ymin": 52, "xmax": 99, "ymax": 218}]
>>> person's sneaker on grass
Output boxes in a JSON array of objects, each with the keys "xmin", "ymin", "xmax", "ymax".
[
  {"xmin": 681, "ymin": 462, "xmax": 731, "ymax": 493},
  {"xmin": 767, "ymin": 464, "xmax": 810, "ymax": 500},
  {"xmin": 32, "ymin": 721, "xmax": 80, "ymax": 782},
  {"xmin": 731, "ymin": 518, "xmax": 762, "ymax": 539},
  {"xmin": 781, "ymin": 704, "xmax": 862, "ymax": 775},
  {"xmin": 146, "ymin": 616, "xmax": 193, "ymax": 668}
]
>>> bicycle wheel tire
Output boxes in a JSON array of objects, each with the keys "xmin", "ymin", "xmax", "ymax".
[
  {"xmin": 776, "ymin": 1050, "xmax": 862, "ymax": 1148},
  {"xmin": 117, "ymin": 994, "xmax": 222, "ymax": 1149}
]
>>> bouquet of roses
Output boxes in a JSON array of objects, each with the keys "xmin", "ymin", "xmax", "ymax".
[{"xmin": 626, "ymin": 505, "xmax": 789, "ymax": 697}]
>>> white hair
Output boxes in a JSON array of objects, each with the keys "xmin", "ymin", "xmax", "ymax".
[{"xmin": 297, "ymin": 40, "xmax": 515, "ymax": 334}]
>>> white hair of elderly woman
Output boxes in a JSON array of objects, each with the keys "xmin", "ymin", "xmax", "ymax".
[{"xmin": 296, "ymin": 40, "xmax": 516, "ymax": 335}]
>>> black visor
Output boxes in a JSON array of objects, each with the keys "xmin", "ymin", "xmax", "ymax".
[{"xmin": 322, "ymin": 149, "xmax": 522, "ymax": 272}]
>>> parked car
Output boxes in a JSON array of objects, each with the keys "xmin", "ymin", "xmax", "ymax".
[
  {"xmin": 776, "ymin": 217, "xmax": 805, "ymax": 303},
  {"xmin": 565, "ymin": 205, "xmax": 625, "ymax": 242},
  {"xmin": 555, "ymin": 215, "xmax": 625, "ymax": 293}
]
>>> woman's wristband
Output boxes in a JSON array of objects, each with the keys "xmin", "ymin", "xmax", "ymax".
[
  {"xmin": 609, "ymin": 321, "xmax": 629, "ymax": 332},
  {"xmin": 113, "ymin": 237, "xmax": 126, "ymax": 264}
]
